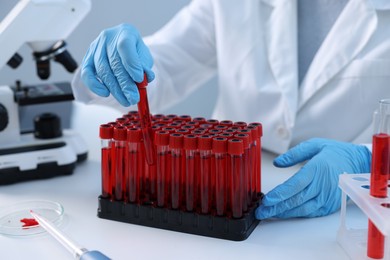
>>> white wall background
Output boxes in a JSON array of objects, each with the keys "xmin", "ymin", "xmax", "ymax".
[{"xmin": 0, "ymin": 0, "xmax": 217, "ymax": 118}]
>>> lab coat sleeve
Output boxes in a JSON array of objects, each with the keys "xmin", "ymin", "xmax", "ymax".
[{"xmin": 144, "ymin": 0, "xmax": 218, "ymax": 112}]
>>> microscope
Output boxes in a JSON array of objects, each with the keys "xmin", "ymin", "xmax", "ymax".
[{"xmin": 0, "ymin": 0, "xmax": 91, "ymax": 184}]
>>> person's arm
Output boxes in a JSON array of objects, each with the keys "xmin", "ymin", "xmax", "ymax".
[{"xmin": 72, "ymin": 0, "xmax": 217, "ymax": 112}]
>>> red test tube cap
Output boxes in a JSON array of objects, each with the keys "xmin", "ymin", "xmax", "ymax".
[
  {"xmin": 228, "ymin": 139, "xmax": 244, "ymax": 155},
  {"xmin": 184, "ymin": 134, "xmax": 198, "ymax": 150},
  {"xmin": 127, "ymin": 127, "xmax": 142, "ymax": 142},
  {"xmin": 234, "ymin": 133, "xmax": 250, "ymax": 149},
  {"xmin": 198, "ymin": 135, "xmax": 213, "ymax": 150},
  {"xmin": 155, "ymin": 130, "xmax": 170, "ymax": 146},
  {"xmin": 178, "ymin": 115, "xmax": 192, "ymax": 122},
  {"xmin": 212, "ymin": 137, "xmax": 227, "ymax": 153},
  {"xmin": 249, "ymin": 122, "xmax": 263, "ymax": 137},
  {"xmin": 219, "ymin": 120, "xmax": 233, "ymax": 126},
  {"xmin": 169, "ymin": 133, "xmax": 184, "ymax": 149},
  {"xmin": 113, "ymin": 125, "xmax": 127, "ymax": 141},
  {"xmin": 99, "ymin": 124, "xmax": 113, "ymax": 139}
]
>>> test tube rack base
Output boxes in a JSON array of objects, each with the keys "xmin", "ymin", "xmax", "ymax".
[
  {"xmin": 97, "ymin": 195, "xmax": 262, "ymax": 241},
  {"xmin": 337, "ymin": 173, "xmax": 390, "ymax": 260}
]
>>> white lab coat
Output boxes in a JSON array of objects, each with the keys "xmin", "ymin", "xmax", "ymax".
[{"xmin": 72, "ymin": 0, "xmax": 390, "ymax": 154}]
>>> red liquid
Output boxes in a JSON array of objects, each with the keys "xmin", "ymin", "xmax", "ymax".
[
  {"xmin": 114, "ymin": 144, "xmax": 126, "ymax": 201},
  {"xmin": 185, "ymin": 152, "xmax": 196, "ymax": 211},
  {"xmin": 242, "ymin": 147, "xmax": 250, "ymax": 212},
  {"xmin": 250, "ymin": 143, "xmax": 257, "ymax": 201},
  {"xmin": 127, "ymin": 143, "xmax": 141, "ymax": 203},
  {"xmin": 20, "ymin": 218, "xmax": 38, "ymax": 228},
  {"xmin": 370, "ymin": 133, "xmax": 390, "ymax": 198},
  {"xmin": 367, "ymin": 220, "xmax": 385, "ymax": 259},
  {"xmin": 101, "ymin": 147, "xmax": 112, "ymax": 198},
  {"xmin": 215, "ymin": 153, "xmax": 227, "ymax": 216},
  {"xmin": 157, "ymin": 147, "xmax": 169, "ymax": 207},
  {"xmin": 171, "ymin": 149, "xmax": 182, "ymax": 209},
  {"xmin": 230, "ymin": 154, "xmax": 243, "ymax": 218},
  {"xmin": 200, "ymin": 151, "xmax": 212, "ymax": 214},
  {"xmin": 137, "ymin": 85, "xmax": 156, "ymax": 165},
  {"xmin": 367, "ymin": 133, "xmax": 390, "ymax": 259}
]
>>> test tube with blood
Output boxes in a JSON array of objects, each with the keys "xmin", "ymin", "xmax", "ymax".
[
  {"xmin": 170, "ymin": 133, "xmax": 184, "ymax": 209},
  {"xmin": 367, "ymin": 99, "xmax": 390, "ymax": 259},
  {"xmin": 99, "ymin": 124, "xmax": 114, "ymax": 199},
  {"xmin": 113, "ymin": 125, "xmax": 127, "ymax": 201},
  {"xmin": 184, "ymin": 134, "xmax": 198, "ymax": 211},
  {"xmin": 248, "ymin": 123, "xmax": 263, "ymax": 197},
  {"xmin": 213, "ymin": 137, "xmax": 228, "ymax": 216},
  {"xmin": 198, "ymin": 135, "xmax": 213, "ymax": 214},
  {"xmin": 228, "ymin": 138, "xmax": 244, "ymax": 218},
  {"xmin": 136, "ymin": 73, "xmax": 156, "ymax": 166},
  {"xmin": 126, "ymin": 127, "xmax": 143, "ymax": 203},
  {"xmin": 234, "ymin": 133, "xmax": 251, "ymax": 212},
  {"xmin": 155, "ymin": 130, "xmax": 170, "ymax": 207}
]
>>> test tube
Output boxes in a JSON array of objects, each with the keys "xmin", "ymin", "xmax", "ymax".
[
  {"xmin": 99, "ymin": 124, "xmax": 114, "ymax": 199},
  {"xmin": 234, "ymin": 133, "xmax": 251, "ymax": 212},
  {"xmin": 228, "ymin": 138, "xmax": 244, "ymax": 218},
  {"xmin": 367, "ymin": 99, "xmax": 390, "ymax": 259},
  {"xmin": 136, "ymin": 73, "xmax": 156, "ymax": 165},
  {"xmin": 198, "ymin": 135, "xmax": 213, "ymax": 214},
  {"xmin": 126, "ymin": 127, "xmax": 143, "ymax": 203},
  {"xmin": 155, "ymin": 130, "xmax": 170, "ymax": 207},
  {"xmin": 213, "ymin": 137, "xmax": 228, "ymax": 216},
  {"xmin": 248, "ymin": 122, "xmax": 263, "ymax": 197},
  {"xmin": 184, "ymin": 134, "xmax": 198, "ymax": 211},
  {"xmin": 113, "ymin": 125, "xmax": 127, "ymax": 201},
  {"xmin": 170, "ymin": 133, "xmax": 184, "ymax": 209}
]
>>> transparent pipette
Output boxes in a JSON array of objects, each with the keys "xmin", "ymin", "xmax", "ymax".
[{"xmin": 30, "ymin": 210, "xmax": 110, "ymax": 260}]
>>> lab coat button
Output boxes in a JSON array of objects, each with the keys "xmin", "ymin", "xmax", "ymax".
[{"xmin": 277, "ymin": 126, "xmax": 289, "ymax": 139}]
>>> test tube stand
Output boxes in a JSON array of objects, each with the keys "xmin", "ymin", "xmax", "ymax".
[
  {"xmin": 337, "ymin": 173, "xmax": 390, "ymax": 260},
  {"xmin": 98, "ymin": 195, "xmax": 262, "ymax": 241}
]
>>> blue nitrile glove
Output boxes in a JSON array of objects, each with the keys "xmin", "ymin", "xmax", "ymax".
[
  {"xmin": 256, "ymin": 138, "xmax": 371, "ymax": 219},
  {"xmin": 80, "ymin": 23, "xmax": 155, "ymax": 106}
]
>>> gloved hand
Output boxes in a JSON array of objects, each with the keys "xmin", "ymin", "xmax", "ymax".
[
  {"xmin": 80, "ymin": 23, "xmax": 155, "ymax": 106},
  {"xmin": 256, "ymin": 138, "xmax": 371, "ymax": 219}
]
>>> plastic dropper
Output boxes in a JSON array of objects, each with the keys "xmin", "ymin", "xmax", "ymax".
[
  {"xmin": 136, "ymin": 73, "xmax": 156, "ymax": 165},
  {"xmin": 30, "ymin": 210, "xmax": 110, "ymax": 260}
]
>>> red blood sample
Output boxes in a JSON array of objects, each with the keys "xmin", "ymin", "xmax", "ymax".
[
  {"xmin": 198, "ymin": 135, "xmax": 213, "ymax": 214},
  {"xmin": 213, "ymin": 137, "xmax": 228, "ymax": 216},
  {"xmin": 127, "ymin": 128, "xmax": 143, "ymax": 203},
  {"xmin": 100, "ymin": 124, "xmax": 114, "ymax": 198},
  {"xmin": 20, "ymin": 218, "xmax": 39, "ymax": 228},
  {"xmin": 228, "ymin": 139, "xmax": 244, "ymax": 218},
  {"xmin": 170, "ymin": 133, "xmax": 183, "ymax": 209},
  {"xmin": 367, "ymin": 133, "xmax": 390, "ymax": 259},
  {"xmin": 184, "ymin": 135, "xmax": 198, "ymax": 211},
  {"xmin": 136, "ymin": 74, "xmax": 156, "ymax": 165},
  {"xmin": 155, "ymin": 131, "xmax": 170, "ymax": 207}
]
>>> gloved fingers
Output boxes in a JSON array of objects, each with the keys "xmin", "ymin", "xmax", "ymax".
[
  {"xmin": 117, "ymin": 32, "xmax": 145, "ymax": 83},
  {"xmin": 94, "ymin": 39, "xmax": 130, "ymax": 106},
  {"xmin": 261, "ymin": 166, "xmax": 315, "ymax": 207},
  {"xmin": 256, "ymin": 180, "xmax": 317, "ymax": 219},
  {"xmin": 274, "ymin": 138, "xmax": 324, "ymax": 167},
  {"xmin": 107, "ymin": 46, "xmax": 140, "ymax": 105},
  {"xmin": 80, "ymin": 40, "xmax": 110, "ymax": 97},
  {"xmin": 138, "ymin": 43, "xmax": 155, "ymax": 82},
  {"xmin": 271, "ymin": 197, "xmax": 324, "ymax": 218}
]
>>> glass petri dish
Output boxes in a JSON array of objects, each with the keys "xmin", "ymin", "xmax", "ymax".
[{"xmin": 0, "ymin": 200, "xmax": 64, "ymax": 237}]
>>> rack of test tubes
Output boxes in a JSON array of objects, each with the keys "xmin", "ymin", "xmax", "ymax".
[
  {"xmin": 97, "ymin": 112, "xmax": 263, "ymax": 241},
  {"xmin": 338, "ymin": 99, "xmax": 390, "ymax": 259},
  {"xmin": 338, "ymin": 173, "xmax": 390, "ymax": 260}
]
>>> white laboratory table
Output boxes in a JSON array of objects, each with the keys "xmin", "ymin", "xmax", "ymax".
[{"xmin": 0, "ymin": 102, "xmax": 364, "ymax": 260}]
